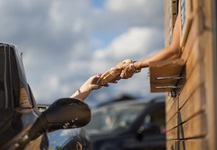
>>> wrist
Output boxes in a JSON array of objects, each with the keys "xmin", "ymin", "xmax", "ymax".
[
  {"xmin": 134, "ymin": 61, "xmax": 144, "ymax": 70},
  {"xmin": 130, "ymin": 61, "xmax": 141, "ymax": 73}
]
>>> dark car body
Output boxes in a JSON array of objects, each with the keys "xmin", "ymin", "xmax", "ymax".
[
  {"xmin": 0, "ymin": 43, "xmax": 91, "ymax": 150},
  {"xmin": 85, "ymin": 97, "xmax": 166, "ymax": 150},
  {"xmin": 47, "ymin": 128, "xmax": 91, "ymax": 150}
]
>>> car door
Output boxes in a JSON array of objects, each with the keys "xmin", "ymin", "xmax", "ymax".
[
  {"xmin": 124, "ymin": 102, "xmax": 166, "ymax": 150},
  {"xmin": 137, "ymin": 102, "xmax": 166, "ymax": 150}
]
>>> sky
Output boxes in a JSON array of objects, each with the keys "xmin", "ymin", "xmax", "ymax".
[{"xmin": 0, "ymin": 0, "xmax": 165, "ymax": 106}]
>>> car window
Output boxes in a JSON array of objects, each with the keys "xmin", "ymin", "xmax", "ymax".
[
  {"xmin": 86, "ymin": 103, "xmax": 146, "ymax": 133},
  {"xmin": 143, "ymin": 105, "xmax": 165, "ymax": 134},
  {"xmin": 0, "ymin": 49, "xmax": 6, "ymax": 108},
  {"xmin": 0, "ymin": 45, "xmax": 33, "ymax": 109}
]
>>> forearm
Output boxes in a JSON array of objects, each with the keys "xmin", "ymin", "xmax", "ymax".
[
  {"xmin": 69, "ymin": 75, "xmax": 101, "ymax": 101},
  {"xmin": 70, "ymin": 79, "xmax": 93, "ymax": 101},
  {"xmin": 70, "ymin": 85, "xmax": 92, "ymax": 101},
  {"xmin": 134, "ymin": 46, "xmax": 180, "ymax": 69},
  {"xmin": 134, "ymin": 10, "xmax": 181, "ymax": 70}
]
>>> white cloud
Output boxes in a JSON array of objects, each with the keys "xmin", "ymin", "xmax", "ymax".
[
  {"xmin": 106, "ymin": 0, "xmax": 147, "ymax": 13},
  {"xmin": 0, "ymin": 0, "xmax": 165, "ymax": 105},
  {"xmin": 93, "ymin": 27, "xmax": 164, "ymax": 61}
]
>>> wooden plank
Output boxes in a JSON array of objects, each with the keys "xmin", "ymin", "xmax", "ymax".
[
  {"xmin": 185, "ymin": 36, "xmax": 203, "ymax": 76},
  {"xmin": 179, "ymin": 85, "xmax": 206, "ymax": 123},
  {"xmin": 176, "ymin": 33, "xmax": 203, "ymax": 99},
  {"xmin": 179, "ymin": 112, "xmax": 207, "ymax": 139},
  {"xmin": 179, "ymin": 139, "xmax": 208, "ymax": 150},
  {"xmin": 202, "ymin": 29, "xmax": 216, "ymax": 150},
  {"xmin": 167, "ymin": 126, "xmax": 178, "ymax": 140},
  {"xmin": 178, "ymin": 33, "xmax": 205, "ymax": 107},
  {"xmin": 166, "ymin": 97, "xmax": 178, "ymax": 122},
  {"xmin": 202, "ymin": 0, "xmax": 213, "ymax": 29},
  {"xmin": 167, "ymin": 140, "xmax": 178, "ymax": 150},
  {"xmin": 192, "ymin": 0, "xmax": 203, "ymax": 15},
  {"xmin": 182, "ymin": 9, "xmax": 204, "ymax": 59},
  {"xmin": 149, "ymin": 59, "xmax": 185, "ymax": 92},
  {"xmin": 166, "ymin": 95, "xmax": 177, "ymax": 113},
  {"xmin": 166, "ymin": 112, "xmax": 178, "ymax": 131},
  {"xmin": 179, "ymin": 60, "xmax": 204, "ymax": 108}
]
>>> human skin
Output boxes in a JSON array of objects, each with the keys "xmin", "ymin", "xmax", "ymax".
[
  {"xmin": 70, "ymin": 75, "xmax": 109, "ymax": 101},
  {"xmin": 70, "ymin": 75, "xmax": 100, "ymax": 101}
]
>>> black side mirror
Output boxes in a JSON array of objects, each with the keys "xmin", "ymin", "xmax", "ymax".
[{"xmin": 28, "ymin": 98, "xmax": 91, "ymax": 141}]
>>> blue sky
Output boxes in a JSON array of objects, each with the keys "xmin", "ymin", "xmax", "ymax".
[
  {"xmin": 91, "ymin": 0, "xmax": 105, "ymax": 8},
  {"xmin": 0, "ymin": 0, "xmax": 165, "ymax": 106}
]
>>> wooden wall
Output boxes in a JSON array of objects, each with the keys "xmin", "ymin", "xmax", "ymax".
[{"xmin": 164, "ymin": 0, "xmax": 216, "ymax": 149}]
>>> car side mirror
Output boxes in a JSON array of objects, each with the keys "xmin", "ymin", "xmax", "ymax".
[{"xmin": 28, "ymin": 98, "xmax": 91, "ymax": 141}]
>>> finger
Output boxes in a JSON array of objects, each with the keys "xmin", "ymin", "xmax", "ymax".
[
  {"xmin": 120, "ymin": 74, "xmax": 131, "ymax": 79},
  {"xmin": 109, "ymin": 80, "xmax": 118, "ymax": 83},
  {"xmin": 91, "ymin": 75, "xmax": 101, "ymax": 83},
  {"xmin": 128, "ymin": 74, "xmax": 133, "ymax": 78},
  {"xmin": 120, "ymin": 72, "xmax": 128, "ymax": 79},
  {"xmin": 103, "ymin": 84, "xmax": 109, "ymax": 87},
  {"xmin": 108, "ymin": 76, "xmax": 121, "ymax": 83},
  {"xmin": 115, "ymin": 76, "xmax": 121, "ymax": 80},
  {"xmin": 97, "ymin": 74, "xmax": 102, "ymax": 77}
]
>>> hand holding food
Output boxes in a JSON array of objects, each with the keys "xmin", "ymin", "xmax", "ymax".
[{"xmin": 97, "ymin": 59, "xmax": 133, "ymax": 86}]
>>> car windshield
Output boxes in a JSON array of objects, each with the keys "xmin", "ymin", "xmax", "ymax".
[{"xmin": 86, "ymin": 103, "xmax": 145, "ymax": 133}]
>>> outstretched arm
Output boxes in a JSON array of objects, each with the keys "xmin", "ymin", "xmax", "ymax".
[
  {"xmin": 119, "ymin": 4, "xmax": 182, "ymax": 79},
  {"xmin": 134, "ymin": 11, "xmax": 181, "ymax": 70},
  {"xmin": 70, "ymin": 75, "xmax": 107, "ymax": 101}
]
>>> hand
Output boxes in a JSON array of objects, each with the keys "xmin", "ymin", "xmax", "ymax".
[
  {"xmin": 70, "ymin": 74, "xmax": 109, "ymax": 101},
  {"xmin": 109, "ymin": 75, "xmax": 121, "ymax": 83},
  {"xmin": 86, "ymin": 74, "xmax": 109, "ymax": 91},
  {"xmin": 109, "ymin": 59, "xmax": 134, "ymax": 81},
  {"xmin": 120, "ymin": 65, "xmax": 135, "ymax": 79}
]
